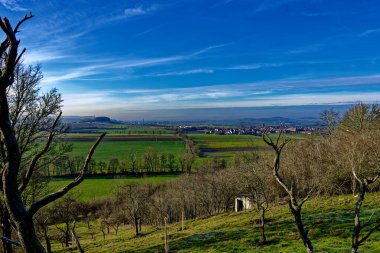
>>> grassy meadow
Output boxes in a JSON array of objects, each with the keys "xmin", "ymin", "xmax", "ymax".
[
  {"xmin": 48, "ymin": 175, "xmax": 177, "ymax": 201},
  {"xmin": 189, "ymin": 133, "xmax": 309, "ymax": 166},
  {"xmin": 189, "ymin": 133, "xmax": 309, "ymax": 149},
  {"xmin": 50, "ymin": 193, "xmax": 380, "ymax": 252},
  {"xmin": 189, "ymin": 134, "xmax": 265, "ymax": 149},
  {"xmin": 69, "ymin": 140, "xmax": 186, "ymax": 163}
]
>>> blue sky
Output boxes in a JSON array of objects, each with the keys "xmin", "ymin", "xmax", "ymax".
[{"xmin": 1, "ymin": 0, "xmax": 380, "ymax": 120}]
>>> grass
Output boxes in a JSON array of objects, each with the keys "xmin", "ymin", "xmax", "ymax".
[
  {"xmin": 65, "ymin": 133, "xmax": 175, "ymax": 137},
  {"xmin": 69, "ymin": 140, "xmax": 186, "ymax": 163},
  {"xmin": 50, "ymin": 193, "xmax": 380, "ymax": 252},
  {"xmin": 48, "ymin": 175, "xmax": 177, "ymax": 201},
  {"xmin": 189, "ymin": 133, "xmax": 309, "ymax": 149},
  {"xmin": 189, "ymin": 134, "xmax": 265, "ymax": 149}
]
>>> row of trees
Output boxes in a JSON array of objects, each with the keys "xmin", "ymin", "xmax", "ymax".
[{"xmin": 45, "ymin": 149, "xmax": 196, "ymax": 176}]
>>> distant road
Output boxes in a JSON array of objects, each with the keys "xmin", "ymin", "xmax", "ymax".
[{"xmin": 62, "ymin": 135, "xmax": 181, "ymax": 142}]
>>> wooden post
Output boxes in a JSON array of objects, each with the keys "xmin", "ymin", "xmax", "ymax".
[{"xmin": 164, "ymin": 217, "xmax": 169, "ymax": 253}]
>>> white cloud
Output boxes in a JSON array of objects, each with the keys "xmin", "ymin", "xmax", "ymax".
[
  {"xmin": 0, "ymin": 0, "xmax": 26, "ymax": 11},
  {"xmin": 41, "ymin": 44, "xmax": 226, "ymax": 85},
  {"xmin": 60, "ymin": 72, "xmax": 380, "ymax": 115},
  {"xmin": 124, "ymin": 5, "xmax": 158, "ymax": 18},
  {"xmin": 23, "ymin": 50, "xmax": 68, "ymax": 64},
  {"xmin": 148, "ymin": 68, "xmax": 214, "ymax": 77},
  {"xmin": 227, "ymin": 63, "xmax": 284, "ymax": 70}
]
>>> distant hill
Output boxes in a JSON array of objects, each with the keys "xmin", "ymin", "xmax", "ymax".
[
  {"xmin": 62, "ymin": 116, "xmax": 120, "ymax": 124},
  {"xmin": 94, "ymin": 116, "xmax": 111, "ymax": 123}
]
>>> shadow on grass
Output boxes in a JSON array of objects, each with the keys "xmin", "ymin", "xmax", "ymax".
[{"xmin": 133, "ymin": 229, "xmax": 250, "ymax": 252}]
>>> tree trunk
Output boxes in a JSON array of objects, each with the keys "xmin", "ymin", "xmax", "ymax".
[
  {"xmin": 2, "ymin": 208, "xmax": 13, "ymax": 253},
  {"xmin": 351, "ymin": 186, "xmax": 366, "ymax": 253},
  {"xmin": 260, "ymin": 208, "xmax": 267, "ymax": 244},
  {"xmin": 352, "ymin": 177, "xmax": 357, "ymax": 196},
  {"xmin": 64, "ymin": 223, "xmax": 70, "ymax": 247},
  {"xmin": 289, "ymin": 203, "xmax": 313, "ymax": 253},
  {"xmin": 43, "ymin": 227, "xmax": 51, "ymax": 253},
  {"xmin": 134, "ymin": 216, "xmax": 140, "ymax": 236},
  {"xmin": 14, "ymin": 218, "xmax": 46, "ymax": 253}
]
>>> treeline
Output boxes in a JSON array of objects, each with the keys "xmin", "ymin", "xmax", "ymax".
[{"xmin": 45, "ymin": 147, "xmax": 197, "ymax": 176}]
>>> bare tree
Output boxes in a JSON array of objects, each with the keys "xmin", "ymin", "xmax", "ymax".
[
  {"xmin": 262, "ymin": 130, "xmax": 313, "ymax": 253},
  {"xmin": 0, "ymin": 14, "xmax": 105, "ymax": 252},
  {"xmin": 243, "ymin": 164, "xmax": 271, "ymax": 244},
  {"xmin": 71, "ymin": 222, "xmax": 84, "ymax": 253},
  {"xmin": 180, "ymin": 152, "xmax": 195, "ymax": 174},
  {"xmin": 117, "ymin": 184, "xmax": 152, "ymax": 236},
  {"xmin": 338, "ymin": 103, "xmax": 380, "ymax": 133},
  {"xmin": 339, "ymin": 130, "xmax": 380, "ymax": 253},
  {"xmin": 34, "ymin": 214, "xmax": 51, "ymax": 253},
  {"xmin": 350, "ymin": 173, "xmax": 380, "ymax": 253},
  {"xmin": 320, "ymin": 108, "xmax": 340, "ymax": 136},
  {"xmin": 142, "ymin": 147, "xmax": 158, "ymax": 172}
]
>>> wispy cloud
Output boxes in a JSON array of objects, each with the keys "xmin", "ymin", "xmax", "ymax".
[
  {"xmin": 60, "ymin": 72, "xmax": 380, "ymax": 115},
  {"xmin": 147, "ymin": 68, "xmax": 214, "ymax": 77},
  {"xmin": 359, "ymin": 28, "xmax": 380, "ymax": 37},
  {"xmin": 41, "ymin": 44, "xmax": 228, "ymax": 85},
  {"xmin": 227, "ymin": 63, "xmax": 284, "ymax": 70},
  {"xmin": 124, "ymin": 5, "xmax": 159, "ymax": 18},
  {"xmin": 288, "ymin": 43, "xmax": 324, "ymax": 54},
  {"xmin": 0, "ymin": 0, "xmax": 26, "ymax": 11},
  {"xmin": 23, "ymin": 49, "xmax": 69, "ymax": 64},
  {"xmin": 133, "ymin": 26, "xmax": 161, "ymax": 38},
  {"xmin": 253, "ymin": 0, "xmax": 297, "ymax": 13},
  {"xmin": 189, "ymin": 43, "xmax": 230, "ymax": 57}
]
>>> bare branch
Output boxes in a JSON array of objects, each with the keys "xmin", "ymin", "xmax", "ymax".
[
  {"xmin": 299, "ymin": 189, "xmax": 313, "ymax": 208},
  {"xmin": 71, "ymin": 221, "xmax": 84, "ymax": 253},
  {"xmin": 358, "ymin": 222, "xmax": 380, "ymax": 245},
  {"xmin": 352, "ymin": 166, "xmax": 363, "ymax": 185},
  {"xmin": 361, "ymin": 212, "xmax": 376, "ymax": 229},
  {"xmin": 0, "ymin": 18, "xmax": 10, "ymax": 36},
  {"xmin": 275, "ymin": 129, "xmax": 283, "ymax": 146},
  {"xmin": 19, "ymin": 111, "xmax": 62, "ymax": 193},
  {"xmin": 15, "ymin": 47, "xmax": 26, "ymax": 65},
  {"xmin": 262, "ymin": 129, "xmax": 275, "ymax": 148},
  {"xmin": 27, "ymin": 133, "xmax": 106, "ymax": 216},
  {"xmin": 14, "ymin": 12, "xmax": 33, "ymax": 34},
  {"xmin": 0, "ymin": 236, "xmax": 21, "ymax": 247}
]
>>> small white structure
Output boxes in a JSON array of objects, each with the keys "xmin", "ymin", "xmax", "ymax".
[{"xmin": 235, "ymin": 195, "xmax": 252, "ymax": 212}]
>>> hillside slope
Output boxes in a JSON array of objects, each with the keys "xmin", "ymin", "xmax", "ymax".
[{"xmin": 52, "ymin": 194, "xmax": 380, "ymax": 252}]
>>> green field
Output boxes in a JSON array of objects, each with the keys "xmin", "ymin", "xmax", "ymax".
[
  {"xmin": 51, "ymin": 193, "xmax": 380, "ymax": 252},
  {"xmin": 189, "ymin": 133, "xmax": 308, "ymax": 149},
  {"xmin": 189, "ymin": 133, "xmax": 311, "ymax": 164},
  {"xmin": 97, "ymin": 125, "xmax": 176, "ymax": 135},
  {"xmin": 189, "ymin": 134, "xmax": 265, "ymax": 149},
  {"xmin": 48, "ymin": 175, "xmax": 177, "ymax": 201},
  {"xmin": 69, "ymin": 140, "xmax": 186, "ymax": 163}
]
